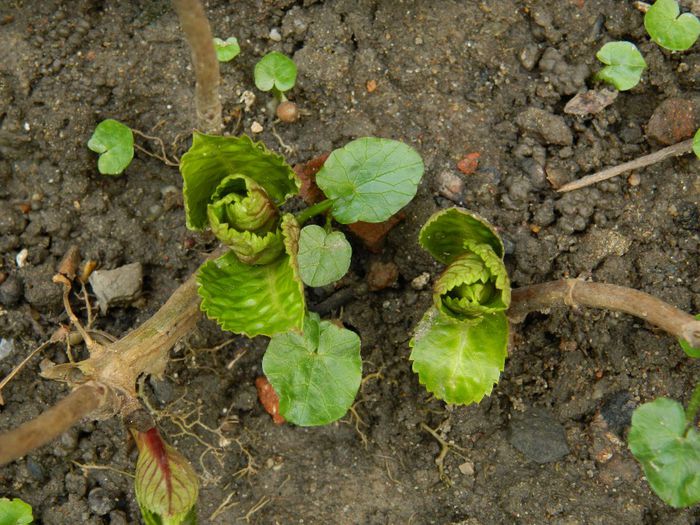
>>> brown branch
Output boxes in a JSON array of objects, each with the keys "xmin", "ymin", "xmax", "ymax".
[
  {"xmin": 0, "ymin": 383, "xmax": 108, "ymax": 466},
  {"xmin": 556, "ymin": 139, "xmax": 694, "ymax": 193},
  {"xmin": 509, "ymin": 279, "xmax": 700, "ymax": 348},
  {"xmin": 172, "ymin": 0, "xmax": 222, "ymax": 133}
]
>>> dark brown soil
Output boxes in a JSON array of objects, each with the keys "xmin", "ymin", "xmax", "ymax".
[{"xmin": 1, "ymin": 1, "xmax": 699, "ymax": 524}]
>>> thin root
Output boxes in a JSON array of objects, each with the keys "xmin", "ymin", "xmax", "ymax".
[{"xmin": 420, "ymin": 422, "xmax": 466, "ymax": 485}]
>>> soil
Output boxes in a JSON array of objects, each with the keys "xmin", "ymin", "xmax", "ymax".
[{"xmin": 1, "ymin": 0, "xmax": 699, "ymax": 524}]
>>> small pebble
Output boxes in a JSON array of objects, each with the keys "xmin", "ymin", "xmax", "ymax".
[
  {"xmin": 15, "ymin": 248, "xmax": 29, "ymax": 268},
  {"xmin": 458, "ymin": 460, "xmax": 475, "ymax": 476},
  {"xmin": 367, "ymin": 261, "xmax": 399, "ymax": 291},
  {"xmin": 269, "ymin": 28, "xmax": 282, "ymax": 41},
  {"xmin": 627, "ymin": 173, "xmax": 640, "ymax": 187},
  {"xmin": 0, "ymin": 338, "xmax": 15, "ymax": 361},
  {"xmin": 88, "ymin": 487, "xmax": 115, "ymax": 516},
  {"xmin": 251, "ymin": 121, "xmax": 263, "ymax": 134},
  {"xmin": 435, "ymin": 170, "xmax": 464, "ymax": 202},
  {"xmin": 410, "ymin": 272, "xmax": 430, "ymax": 291}
]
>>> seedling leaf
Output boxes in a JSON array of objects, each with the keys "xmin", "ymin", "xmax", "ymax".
[
  {"xmin": 133, "ymin": 428, "xmax": 199, "ymax": 525},
  {"xmin": 595, "ymin": 41, "xmax": 647, "ymax": 91},
  {"xmin": 0, "ymin": 498, "xmax": 33, "ymax": 525},
  {"xmin": 628, "ymin": 397, "xmax": 700, "ymax": 507},
  {"xmin": 263, "ymin": 312, "xmax": 362, "ymax": 426},
  {"xmin": 297, "ymin": 225, "xmax": 352, "ymax": 286},
  {"xmin": 87, "ymin": 119, "xmax": 134, "ymax": 175},
  {"xmin": 410, "ymin": 308, "xmax": 508, "ymax": 404},
  {"xmin": 180, "ymin": 133, "xmax": 299, "ymax": 230},
  {"xmin": 679, "ymin": 313, "xmax": 700, "ymax": 357},
  {"xmin": 644, "ymin": 0, "xmax": 700, "ymax": 51},
  {"xmin": 213, "ymin": 37, "xmax": 240, "ymax": 62},
  {"xmin": 419, "ymin": 207, "xmax": 504, "ymax": 264},
  {"xmin": 197, "ymin": 215, "xmax": 305, "ymax": 337},
  {"xmin": 693, "ymin": 128, "xmax": 700, "ymax": 159},
  {"xmin": 315, "ymin": 137, "xmax": 424, "ymax": 224},
  {"xmin": 254, "ymin": 51, "xmax": 297, "ymax": 93}
]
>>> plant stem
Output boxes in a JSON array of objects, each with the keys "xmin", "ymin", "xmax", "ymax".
[
  {"xmin": 509, "ymin": 279, "xmax": 700, "ymax": 348},
  {"xmin": 556, "ymin": 139, "xmax": 694, "ymax": 193},
  {"xmin": 295, "ymin": 199, "xmax": 333, "ymax": 224},
  {"xmin": 685, "ymin": 382, "xmax": 700, "ymax": 430},
  {"xmin": 0, "ymin": 383, "xmax": 108, "ymax": 465},
  {"xmin": 172, "ymin": 0, "xmax": 222, "ymax": 134}
]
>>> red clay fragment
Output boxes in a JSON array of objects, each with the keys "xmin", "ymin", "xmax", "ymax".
[
  {"xmin": 347, "ymin": 212, "xmax": 406, "ymax": 253},
  {"xmin": 293, "ymin": 153, "xmax": 329, "ymax": 205},
  {"xmin": 255, "ymin": 376, "xmax": 285, "ymax": 425},
  {"xmin": 367, "ymin": 260, "xmax": 399, "ymax": 291},
  {"xmin": 457, "ymin": 152, "xmax": 481, "ymax": 175}
]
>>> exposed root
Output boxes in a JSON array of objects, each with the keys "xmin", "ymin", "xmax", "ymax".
[
  {"xmin": 420, "ymin": 420, "xmax": 466, "ymax": 486},
  {"xmin": 132, "ymin": 128, "xmax": 180, "ymax": 166},
  {"xmin": 209, "ymin": 491, "xmax": 239, "ymax": 521},
  {"xmin": 244, "ymin": 495, "xmax": 271, "ymax": 523},
  {"xmin": 72, "ymin": 460, "xmax": 134, "ymax": 479}
]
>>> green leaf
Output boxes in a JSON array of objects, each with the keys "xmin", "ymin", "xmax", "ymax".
[
  {"xmin": 254, "ymin": 52, "xmax": 297, "ymax": 93},
  {"xmin": 133, "ymin": 428, "xmax": 199, "ymax": 525},
  {"xmin": 0, "ymin": 498, "xmax": 33, "ymax": 525},
  {"xmin": 435, "ymin": 247, "xmax": 510, "ymax": 322},
  {"xmin": 595, "ymin": 41, "xmax": 647, "ymax": 91},
  {"xmin": 644, "ymin": 0, "xmax": 700, "ymax": 51},
  {"xmin": 213, "ymin": 37, "xmax": 240, "ymax": 62},
  {"xmin": 629, "ymin": 397, "xmax": 700, "ymax": 507},
  {"xmin": 197, "ymin": 215, "xmax": 305, "ymax": 337},
  {"xmin": 315, "ymin": 137, "xmax": 424, "ymax": 224},
  {"xmin": 262, "ymin": 312, "xmax": 362, "ymax": 426},
  {"xmin": 419, "ymin": 208, "xmax": 504, "ymax": 264},
  {"xmin": 297, "ymin": 225, "xmax": 352, "ymax": 287},
  {"xmin": 410, "ymin": 308, "xmax": 508, "ymax": 405},
  {"xmin": 679, "ymin": 313, "xmax": 700, "ymax": 357},
  {"xmin": 87, "ymin": 119, "xmax": 134, "ymax": 175},
  {"xmin": 180, "ymin": 133, "xmax": 299, "ymax": 230},
  {"xmin": 693, "ymin": 128, "xmax": 700, "ymax": 159}
]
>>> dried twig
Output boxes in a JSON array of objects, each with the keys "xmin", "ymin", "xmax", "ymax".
[
  {"xmin": 509, "ymin": 279, "xmax": 700, "ymax": 348},
  {"xmin": 556, "ymin": 139, "xmax": 694, "ymax": 193},
  {"xmin": 172, "ymin": 0, "xmax": 222, "ymax": 133}
]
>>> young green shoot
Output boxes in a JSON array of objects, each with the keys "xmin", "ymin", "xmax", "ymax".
[
  {"xmin": 87, "ymin": 119, "xmax": 134, "ymax": 175},
  {"xmin": 693, "ymin": 128, "xmax": 700, "ymax": 159},
  {"xmin": 595, "ymin": 41, "xmax": 647, "ymax": 91},
  {"xmin": 254, "ymin": 51, "xmax": 299, "ymax": 122},
  {"xmin": 644, "ymin": 0, "xmax": 700, "ymax": 51},
  {"xmin": 212, "ymin": 36, "xmax": 240, "ymax": 62},
  {"xmin": 179, "ymin": 133, "xmax": 424, "ymax": 424},
  {"xmin": 0, "ymin": 498, "xmax": 33, "ymax": 525},
  {"xmin": 410, "ymin": 208, "xmax": 510, "ymax": 404}
]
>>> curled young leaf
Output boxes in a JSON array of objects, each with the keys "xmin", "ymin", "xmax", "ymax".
[
  {"xmin": 197, "ymin": 215, "xmax": 305, "ymax": 337},
  {"xmin": 419, "ymin": 208, "xmax": 504, "ymax": 264},
  {"xmin": 315, "ymin": 137, "xmax": 424, "ymax": 224},
  {"xmin": 410, "ymin": 308, "xmax": 508, "ymax": 405},
  {"xmin": 132, "ymin": 428, "xmax": 199, "ymax": 525},
  {"xmin": 180, "ymin": 133, "xmax": 299, "ymax": 230},
  {"xmin": 434, "ymin": 244, "xmax": 510, "ymax": 322},
  {"xmin": 262, "ymin": 312, "xmax": 362, "ymax": 426},
  {"xmin": 207, "ymin": 174, "xmax": 283, "ymax": 265}
]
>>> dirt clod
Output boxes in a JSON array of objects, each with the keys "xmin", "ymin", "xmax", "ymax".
[
  {"xmin": 646, "ymin": 97, "xmax": 699, "ymax": 145},
  {"xmin": 516, "ymin": 107, "xmax": 573, "ymax": 146},
  {"xmin": 367, "ymin": 260, "xmax": 399, "ymax": 292}
]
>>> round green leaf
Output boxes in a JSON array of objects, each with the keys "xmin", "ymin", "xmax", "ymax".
[
  {"xmin": 254, "ymin": 51, "xmax": 297, "ymax": 93},
  {"xmin": 679, "ymin": 313, "xmax": 700, "ymax": 357},
  {"xmin": 297, "ymin": 225, "xmax": 352, "ymax": 287},
  {"xmin": 595, "ymin": 41, "xmax": 647, "ymax": 91},
  {"xmin": 87, "ymin": 119, "xmax": 134, "ymax": 175},
  {"xmin": 410, "ymin": 308, "xmax": 508, "ymax": 405},
  {"xmin": 0, "ymin": 498, "xmax": 33, "ymax": 525},
  {"xmin": 315, "ymin": 137, "xmax": 424, "ymax": 224},
  {"xmin": 629, "ymin": 397, "xmax": 700, "ymax": 507},
  {"xmin": 263, "ymin": 312, "xmax": 362, "ymax": 426},
  {"xmin": 693, "ymin": 128, "xmax": 700, "ymax": 159},
  {"xmin": 213, "ymin": 37, "xmax": 240, "ymax": 62},
  {"xmin": 644, "ymin": 0, "xmax": 700, "ymax": 51}
]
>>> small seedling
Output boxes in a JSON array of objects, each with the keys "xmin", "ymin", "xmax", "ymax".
[
  {"xmin": 693, "ymin": 128, "xmax": 700, "ymax": 159},
  {"xmin": 644, "ymin": 0, "xmax": 700, "ymax": 51},
  {"xmin": 628, "ymin": 382, "xmax": 700, "ymax": 508},
  {"xmin": 132, "ymin": 427, "xmax": 199, "ymax": 524},
  {"xmin": 409, "ymin": 208, "xmax": 510, "ymax": 404},
  {"xmin": 213, "ymin": 36, "xmax": 240, "ymax": 62},
  {"xmin": 254, "ymin": 51, "xmax": 299, "ymax": 122},
  {"xmin": 0, "ymin": 497, "xmax": 33, "ymax": 525},
  {"xmin": 87, "ymin": 119, "xmax": 134, "ymax": 175},
  {"xmin": 181, "ymin": 133, "xmax": 423, "ymax": 424},
  {"xmin": 595, "ymin": 41, "xmax": 647, "ymax": 91}
]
